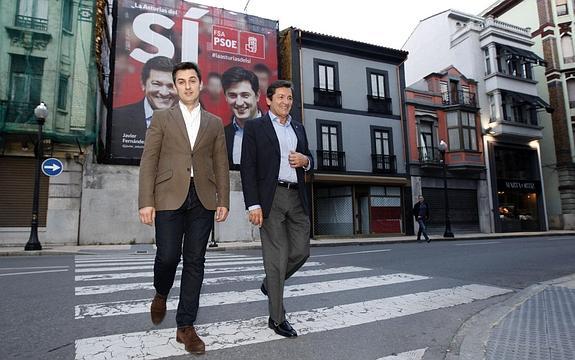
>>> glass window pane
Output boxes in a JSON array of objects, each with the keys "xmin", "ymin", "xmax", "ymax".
[
  {"xmin": 470, "ymin": 129, "xmax": 477, "ymax": 150},
  {"xmin": 322, "ymin": 133, "xmax": 329, "ymax": 149},
  {"xmin": 330, "ymin": 133, "xmax": 338, "ymax": 150},
  {"xmin": 449, "ymin": 128, "xmax": 460, "ymax": 150},
  {"xmin": 327, "ymin": 66, "xmax": 334, "ymax": 90},
  {"xmin": 319, "ymin": 65, "xmax": 326, "ymax": 89},
  {"xmin": 371, "ymin": 74, "xmax": 378, "ymax": 97},
  {"xmin": 463, "ymin": 129, "xmax": 470, "ymax": 149},
  {"xmin": 378, "ymin": 75, "xmax": 385, "ymax": 97},
  {"xmin": 447, "ymin": 112, "xmax": 458, "ymax": 127}
]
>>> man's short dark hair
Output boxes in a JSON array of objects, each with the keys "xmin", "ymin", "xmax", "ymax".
[
  {"xmin": 221, "ymin": 66, "xmax": 259, "ymax": 94},
  {"xmin": 267, "ymin": 80, "xmax": 294, "ymax": 100},
  {"xmin": 172, "ymin": 62, "xmax": 202, "ymax": 83},
  {"xmin": 141, "ymin": 56, "xmax": 174, "ymax": 84},
  {"xmin": 253, "ymin": 63, "xmax": 271, "ymax": 76}
]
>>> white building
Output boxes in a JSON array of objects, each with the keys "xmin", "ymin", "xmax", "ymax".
[{"xmin": 404, "ymin": 10, "xmax": 551, "ymax": 232}]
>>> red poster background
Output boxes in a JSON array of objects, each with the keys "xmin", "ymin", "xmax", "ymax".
[{"xmin": 109, "ymin": 0, "xmax": 278, "ymax": 161}]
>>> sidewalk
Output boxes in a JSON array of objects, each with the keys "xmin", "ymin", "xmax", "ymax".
[
  {"xmin": 1, "ymin": 229, "xmax": 574, "ymax": 256},
  {"xmin": 449, "ymin": 274, "xmax": 575, "ymax": 360}
]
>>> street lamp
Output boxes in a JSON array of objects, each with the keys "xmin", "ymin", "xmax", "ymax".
[
  {"xmin": 25, "ymin": 102, "xmax": 48, "ymax": 251},
  {"xmin": 438, "ymin": 140, "xmax": 454, "ymax": 238}
]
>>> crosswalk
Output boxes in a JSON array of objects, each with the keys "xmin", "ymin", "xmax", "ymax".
[{"xmin": 73, "ymin": 251, "xmax": 512, "ymax": 360}]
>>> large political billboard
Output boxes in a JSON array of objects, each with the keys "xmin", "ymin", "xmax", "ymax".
[{"xmin": 108, "ymin": 0, "xmax": 278, "ymax": 165}]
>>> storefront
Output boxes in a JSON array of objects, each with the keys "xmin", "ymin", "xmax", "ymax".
[
  {"xmin": 491, "ymin": 145, "xmax": 545, "ymax": 232},
  {"xmin": 312, "ymin": 180, "xmax": 407, "ymax": 237}
]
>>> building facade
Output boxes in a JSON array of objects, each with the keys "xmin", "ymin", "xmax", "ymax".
[
  {"xmin": 0, "ymin": 0, "xmax": 99, "ymax": 245},
  {"xmin": 403, "ymin": 10, "xmax": 550, "ymax": 233},
  {"xmin": 280, "ymin": 28, "xmax": 410, "ymax": 237},
  {"xmin": 406, "ymin": 66, "xmax": 489, "ymax": 234},
  {"xmin": 483, "ymin": 0, "xmax": 575, "ymax": 229}
]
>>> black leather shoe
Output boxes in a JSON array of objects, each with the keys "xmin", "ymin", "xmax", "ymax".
[
  {"xmin": 426, "ymin": 237, "xmax": 431, "ymax": 243},
  {"xmin": 260, "ymin": 282, "xmax": 268, "ymax": 296},
  {"xmin": 268, "ymin": 318, "xmax": 297, "ymax": 337}
]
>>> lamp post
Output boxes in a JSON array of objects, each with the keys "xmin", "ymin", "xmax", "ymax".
[
  {"xmin": 25, "ymin": 102, "xmax": 48, "ymax": 251},
  {"xmin": 438, "ymin": 140, "xmax": 454, "ymax": 238}
]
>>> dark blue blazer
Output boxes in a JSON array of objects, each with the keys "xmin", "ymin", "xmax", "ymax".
[{"xmin": 240, "ymin": 113, "xmax": 313, "ymax": 218}]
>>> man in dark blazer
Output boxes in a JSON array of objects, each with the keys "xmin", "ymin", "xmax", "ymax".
[
  {"xmin": 139, "ymin": 62, "xmax": 229, "ymax": 354},
  {"xmin": 240, "ymin": 80, "xmax": 313, "ymax": 338},
  {"xmin": 112, "ymin": 56, "xmax": 177, "ymax": 159}
]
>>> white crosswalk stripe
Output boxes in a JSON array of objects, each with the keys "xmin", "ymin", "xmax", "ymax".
[
  {"xmin": 73, "ymin": 252, "xmax": 511, "ymax": 360},
  {"xmin": 75, "ymin": 266, "xmax": 371, "ymax": 295}
]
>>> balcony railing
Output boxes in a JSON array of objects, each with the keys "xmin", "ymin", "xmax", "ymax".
[
  {"xmin": 4, "ymin": 101, "xmax": 36, "ymax": 124},
  {"xmin": 367, "ymin": 96, "xmax": 392, "ymax": 114},
  {"xmin": 313, "ymin": 88, "xmax": 342, "ymax": 108},
  {"xmin": 15, "ymin": 15, "xmax": 48, "ymax": 31},
  {"xmin": 371, "ymin": 154, "xmax": 396, "ymax": 174},
  {"xmin": 418, "ymin": 146, "xmax": 442, "ymax": 164},
  {"xmin": 317, "ymin": 150, "xmax": 346, "ymax": 171},
  {"xmin": 441, "ymin": 90, "xmax": 477, "ymax": 107}
]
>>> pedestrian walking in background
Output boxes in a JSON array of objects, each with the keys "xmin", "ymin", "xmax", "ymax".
[{"xmin": 412, "ymin": 195, "xmax": 431, "ymax": 243}]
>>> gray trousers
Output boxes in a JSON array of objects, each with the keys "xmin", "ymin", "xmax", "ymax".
[{"xmin": 260, "ymin": 186, "xmax": 310, "ymax": 323}]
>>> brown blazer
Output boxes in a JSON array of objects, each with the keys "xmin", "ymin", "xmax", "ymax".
[{"xmin": 138, "ymin": 104, "xmax": 230, "ymax": 211}]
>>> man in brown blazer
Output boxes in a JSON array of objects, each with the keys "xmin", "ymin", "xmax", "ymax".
[{"xmin": 138, "ymin": 61, "xmax": 229, "ymax": 355}]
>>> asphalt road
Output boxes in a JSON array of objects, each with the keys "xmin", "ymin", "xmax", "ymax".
[{"xmin": 1, "ymin": 235, "xmax": 574, "ymax": 360}]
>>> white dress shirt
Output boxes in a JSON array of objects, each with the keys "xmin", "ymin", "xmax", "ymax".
[{"xmin": 179, "ymin": 101, "xmax": 201, "ymax": 177}]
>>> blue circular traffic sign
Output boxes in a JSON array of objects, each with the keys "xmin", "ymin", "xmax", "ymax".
[{"xmin": 41, "ymin": 158, "xmax": 64, "ymax": 177}]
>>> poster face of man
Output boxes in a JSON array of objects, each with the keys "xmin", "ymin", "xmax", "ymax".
[
  {"xmin": 225, "ymin": 80, "xmax": 259, "ymax": 126},
  {"xmin": 108, "ymin": 1, "xmax": 278, "ymax": 163},
  {"xmin": 143, "ymin": 69, "xmax": 177, "ymax": 110}
]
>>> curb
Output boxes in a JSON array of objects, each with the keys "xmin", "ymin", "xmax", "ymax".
[
  {"xmin": 1, "ymin": 231, "xmax": 574, "ymax": 256},
  {"xmin": 446, "ymin": 273, "xmax": 575, "ymax": 360}
]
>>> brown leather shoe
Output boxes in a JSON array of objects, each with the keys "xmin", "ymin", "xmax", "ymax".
[
  {"xmin": 150, "ymin": 293, "xmax": 167, "ymax": 325},
  {"xmin": 176, "ymin": 326, "xmax": 206, "ymax": 354}
]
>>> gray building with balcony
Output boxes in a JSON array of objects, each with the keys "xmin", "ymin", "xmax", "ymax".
[
  {"xmin": 0, "ymin": 0, "xmax": 101, "ymax": 246},
  {"xmin": 403, "ymin": 10, "xmax": 551, "ymax": 232},
  {"xmin": 280, "ymin": 28, "xmax": 410, "ymax": 237}
]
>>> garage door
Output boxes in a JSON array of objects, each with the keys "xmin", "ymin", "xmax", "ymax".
[
  {"xmin": 0, "ymin": 156, "xmax": 49, "ymax": 227},
  {"xmin": 422, "ymin": 188, "xmax": 479, "ymax": 234}
]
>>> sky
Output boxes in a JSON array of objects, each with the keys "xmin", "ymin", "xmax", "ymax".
[{"xmin": 187, "ymin": 0, "xmax": 499, "ymax": 49}]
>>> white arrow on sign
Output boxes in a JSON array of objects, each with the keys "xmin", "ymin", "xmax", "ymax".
[{"xmin": 44, "ymin": 164, "xmax": 61, "ymax": 172}]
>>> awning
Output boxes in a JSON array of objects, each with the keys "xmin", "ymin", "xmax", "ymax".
[
  {"xmin": 497, "ymin": 44, "xmax": 546, "ymax": 66},
  {"xmin": 502, "ymin": 90, "xmax": 552, "ymax": 112}
]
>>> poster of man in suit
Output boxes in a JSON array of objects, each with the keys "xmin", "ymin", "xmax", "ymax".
[{"xmin": 108, "ymin": 0, "xmax": 278, "ymax": 165}]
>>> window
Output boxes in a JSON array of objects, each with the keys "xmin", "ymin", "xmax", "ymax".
[
  {"xmin": 8, "ymin": 55, "xmax": 44, "ymax": 123},
  {"xmin": 484, "ymin": 48, "xmax": 491, "ymax": 75},
  {"xmin": 561, "ymin": 34, "xmax": 575, "ymax": 63},
  {"xmin": 317, "ymin": 120, "xmax": 344, "ymax": 170},
  {"xmin": 321, "ymin": 124, "xmax": 339, "ymax": 151},
  {"xmin": 373, "ymin": 129, "xmax": 390, "ymax": 156},
  {"xmin": 366, "ymin": 69, "xmax": 391, "ymax": 113},
  {"xmin": 57, "ymin": 75, "xmax": 69, "ymax": 110},
  {"xmin": 315, "ymin": 60, "xmax": 338, "ymax": 91},
  {"xmin": 417, "ymin": 118, "xmax": 437, "ymax": 162},
  {"xmin": 371, "ymin": 127, "xmax": 395, "ymax": 173},
  {"xmin": 447, "ymin": 111, "xmax": 477, "ymax": 151},
  {"xmin": 440, "ymin": 81, "xmax": 449, "ymax": 104},
  {"xmin": 568, "ymin": 79, "xmax": 575, "ymax": 108},
  {"xmin": 368, "ymin": 72, "xmax": 386, "ymax": 98},
  {"xmin": 16, "ymin": 0, "xmax": 48, "ymax": 31},
  {"xmin": 557, "ymin": 0, "xmax": 568, "ymax": 16},
  {"xmin": 496, "ymin": 46, "xmax": 534, "ymax": 80},
  {"xmin": 314, "ymin": 59, "xmax": 341, "ymax": 108},
  {"xmin": 63, "ymin": 0, "xmax": 73, "ymax": 32}
]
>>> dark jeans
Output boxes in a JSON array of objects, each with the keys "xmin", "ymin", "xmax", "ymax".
[
  {"xmin": 153, "ymin": 182, "xmax": 214, "ymax": 327},
  {"xmin": 417, "ymin": 218, "xmax": 429, "ymax": 241}
]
